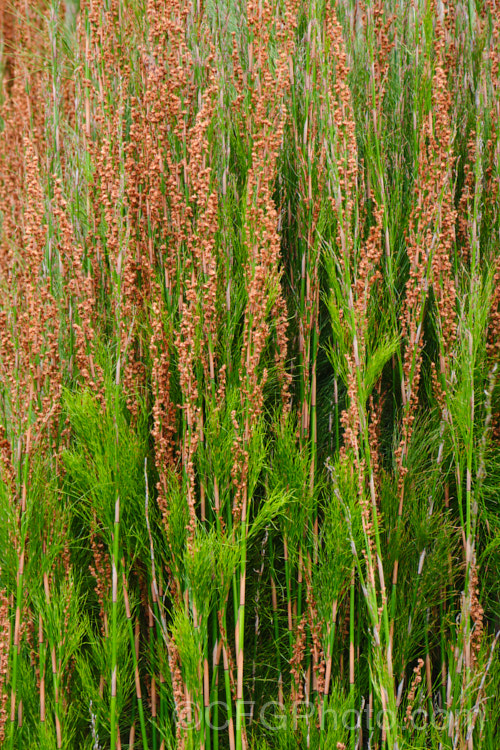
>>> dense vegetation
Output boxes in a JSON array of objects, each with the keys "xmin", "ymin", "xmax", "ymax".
[{"xmin": 0, "ymin": 0, "xmax": 499, "ymax": 748}]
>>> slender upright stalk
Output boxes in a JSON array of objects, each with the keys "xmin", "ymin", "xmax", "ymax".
[{"xmin": 110, "ymin": 494, "xmax": 120, "ymax": 750}]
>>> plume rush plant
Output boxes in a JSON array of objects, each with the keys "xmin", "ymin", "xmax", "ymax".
[{"xmin": 0, "ymin": 1, "xmax": 500, "ymax": 749}]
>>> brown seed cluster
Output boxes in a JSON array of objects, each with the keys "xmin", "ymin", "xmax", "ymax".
[
  {"xmin": 327, "ymin": 5, "xmax": 358, "ymax": 225},
  {"xmin": 232, "ymin": 0, "xmax": 296, "ymax": 522},
  {"xmin": 487, "ymin": 258, "xmax": 500, "ymax": 364},
  {"xmin": 405, "ymin": 658, "xmax": 424, "ymax": 725},
  {"xmin": 89, "ymin": 529, "xmax": 111, "ymax": 638},
  {"xmin": 0, "ymin": 135, "xmax": 62, "ymax": 464},
  {"xmin": 457, "ymin": 133, "xmax": 476, "ymax": 264},
  {"xmin": 290, "ymin": 614, "xmax": 307, "ymax": 704},
  {"xmin": 305, "ymin": 570, "xmax": 326, "ymax": 699},
  {"xmin": 397, "ymin": 9, "xmax": 457, "ymax": 492},
  {"xmin": 469, "ymin": 562, "xmax": 484, "ymax": 667},
  {"xmin": 365, "ymin": 0, "xmax": 394, "ymax": 119}
]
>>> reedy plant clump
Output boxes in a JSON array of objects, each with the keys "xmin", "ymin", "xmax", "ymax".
[{"xmin": 0, "ymin": 0, "xmax": 500, "ymax": 749}]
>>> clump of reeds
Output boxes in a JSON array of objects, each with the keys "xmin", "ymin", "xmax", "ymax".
[{"xmin": 0, "ymin": 1, "xmax": 499, "ymax": 749}]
